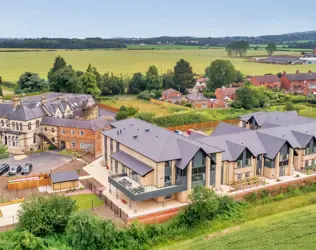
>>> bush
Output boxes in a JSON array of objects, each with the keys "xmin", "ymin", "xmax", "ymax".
[
  {"xmin": 137, "ymin": 91, "xmax": 155, "ymax": 101},
  {"xmin": 134, "ymin": 112, "xmax": 155, "ymax": 123},
  {"xmin": 17, "ymin": 195, "xmax": 77, "ymax": 236},
  {"xmin": 48, "ymin": 145, "xmax": 57, "ymax": 150},
  {"xmin": 184, "ymin": 103, "xmax": 192, "ymax": 108},
  {"xmin": 273, "ymin": 193, "xmax": 285, "ymax": 201},
  {"xmin": 244, "ymin": 192, "xmax": 258, "ymax": 203},
  {"xmin": 115, "ymin": 106, "xmax": 138, "ymax": 120},
  {"xmin": 10, "ymin": 231, "xmax": 46, "ymax": 250}
]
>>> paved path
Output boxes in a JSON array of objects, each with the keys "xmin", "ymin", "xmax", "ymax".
[{"xmin": 0, "ymin": 203, "xmax": 21, "ymax": 227}]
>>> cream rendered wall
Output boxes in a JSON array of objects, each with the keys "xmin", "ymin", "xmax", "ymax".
[{"xmin": 54, "ymin": 107, "xmax": 63, "ymax": 118}]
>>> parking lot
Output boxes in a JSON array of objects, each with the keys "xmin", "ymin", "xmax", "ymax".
[{"xmin": 0, "ymin": 151, "xmax": 74, "ymax": 176}]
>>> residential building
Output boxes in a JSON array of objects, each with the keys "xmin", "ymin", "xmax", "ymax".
[
  {"xmin": 250, "ymin": 75, "xmax": 281, "ymax": 88},
  {"xmin": 102, "ymin": 113, "xmax": 316, "ymax": 209},
  {"xmin": 304, "ymin": 83, "xmax": 316, "ymax": 96},
  {"xmin": 210, "ymin": 99, "xmax": 226, "ymax": 108},
  {"xmin": 280, "ymin": 70, "xmax": 316, "ymax": 94},
  {"xmin": 238, "ymin": 111, "xmax": 315, "ymax": 130},
  {"xmin": 0, "ymin": 92, "xmax": 102, "ymax": 154},
  {"xmin": 161, "ymin": 88, "xmax": 182, "ymax": 103},
  {"xmin": 187, "ymin": 78, "xmax": 207, "ymax": 93},
  {"xmin": 41, "ymin": 116, "xmax": 113, "ymax": 157},
  {"xmin": 214, "ymin": 86, "xmax": 238, "ymax": 100},
  {"xmin": 185, "ymin": 93, "xmax": 210, "ymax": 108}
]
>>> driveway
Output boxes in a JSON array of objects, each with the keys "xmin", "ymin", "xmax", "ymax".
[{"xmin": 1, "ymin": 151, "xmax": 73, "ymax": 175}]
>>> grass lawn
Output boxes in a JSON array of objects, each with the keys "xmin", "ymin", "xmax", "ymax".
[
  {"xmin": 157, "ymin": 191, "xmax": 316, "ymax": 250},
  {"xmin": 101, "ymin": 99, "xmax": 190, "ymax": 116},
  {"xmin": 1, "ymin": 48, "xmax": 316, "ymax": 82},
  {"xmin": 162, "ymin": 204, "xmax": 316, "ymax": 250},
  {"xmin": 70, "ymin": 193, "xmax": 104, "ymax": 210}
]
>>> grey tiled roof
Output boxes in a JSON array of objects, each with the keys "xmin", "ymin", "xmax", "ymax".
[
  {"xmin": 103, "ymin": 118, "xmax": 222, "ymax": 163},
  {"xmin": 211, "ymin": 122, "xmax": 246, "ymax": 136},
  {"xmin": 51, "ymin": 171, "xmax": 78, "ymax": 184},
  {"xmin": 285, "ymin": 73, "xmax": 316, "ymax": 81},
  {"xmin": 111, "ymin": 150, "xmax": 153, "ymax": 176},
  {"xmin": 185, "ymin": 93, "xmax": 208, "ymax": 102},
  {"xmin": 41, "ymin": 116, "xmax": 113, "ymax": 131},
  {"xmin": 10, "ymin": 105, "xmax": 45, "ymax": 121}
]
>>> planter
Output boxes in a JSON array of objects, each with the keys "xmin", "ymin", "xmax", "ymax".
[{"xmin": 0, "ymin": 197, "xmax": 24, "ymax": 207}]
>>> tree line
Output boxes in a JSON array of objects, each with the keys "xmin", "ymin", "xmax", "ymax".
[
  {"xmin": 225, "ymin": 41, "xmax": 277, "ymax": 57},
  {"xmin": 0, "ymin": 38, "xmax": 126, "ymax": 49}
]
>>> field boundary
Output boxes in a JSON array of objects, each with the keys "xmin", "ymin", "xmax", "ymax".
[{"xmin": 98, "ymin": 103, "xmax": 119, "ymax": 113}]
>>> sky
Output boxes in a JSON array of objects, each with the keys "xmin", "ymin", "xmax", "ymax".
[{"xmin": 0, "ymin": 0, "xmax": 315, "ymax": 38}]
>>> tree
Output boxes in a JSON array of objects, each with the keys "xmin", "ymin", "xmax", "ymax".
[
  {"xmin": 47, "ymin": 56, "xmax": 67, "ymax": 82},
  {"xmin": 205, "ymin": 60, "xmax": 237, "ymax": 90},
  {"xmin": 17, "ymin": 72, "xmax": 48, "ymax": 93},
  {"xmin": 135, "ymin": 112, "xmax": 155, "ymax": 123},
  {"xmin": 173, "ymin": 59, "xmax": 195, "ymax": 94},
  {"xmin": 66, "ymin": 212, "xmax": 118, "ymax": 250},
  {"xmin": 86, "ymin": 64, "xmax": 102, "ymax": 88},
  {"xmin": 10, "ymin": 231, "xmax": 46, "ymax": 250},
  {"xmin": 49, "ymin": 66, "xmax": 83, "ymax": 93},
  {"xmin": 128, "ymin": 72, "xmax": 145, "ymax": 94},
  {"xmin": 266, "ymin": 42, "xmax": 277, "ymax": 56},
  {"xmin": 0, "ymin": 86, "xmax": 3, "ymax": 97},
  {"xmin": 235, "ymin": 70, "xmax": 244, "ymax": 83},
  {"xmin": 284, "ymin": 101, "xmax": 296, "ymax": 111},
  {"xmin": 17, "ymin": 195, "xmax": 77, "ymax": 236},
  {"xmin": 79, "ymin": 72, "xmax": 101, "ymax": 97},
  {"xmin": 99, "ymin": 73, "xmax": 124, "ymax": 95},
  {"xmin": 226, "ymin": 41, "xmax": 250, "ymax": 57},
  {"xmin": 162, "ymin": 70, "xmax": 176, "ymax": 90},
  {"xmin": 0, "ymin": 144, "xmax": 9, "ymax": 160},
  {"xmin": 115, "ymin": 106, "xmax": 138, "ymax": 120},
  {"xmin": 145, "ymin": 65, "xmax": 161, "ymax": 90}
]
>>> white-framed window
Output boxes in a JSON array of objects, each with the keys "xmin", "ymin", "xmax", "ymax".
[
  {"xmin": 245, "ymin": 172, "xmax": 250, "ymax": 178},
  {"xmin": 61, "ymin": 129, "xmax": 66, "ymax": 134},
  {"xmin": 80, "ymin": 131, "xmax": 84, "ymax": 136},
  {"xmin": 71, "ymin": 130, "xmax": 75, "ymax": 135},
  {"xmin": 88, "ymin": 144, "xmax": 93, "ymax": 148},
  {"xmin": 80, "ymin": 143, "xmax": 85, "ymax": 149},
  {"xmin": 52, "ymin": 127, "xmax": 55, "ymax": 133},
  {"xmin": 71, "ymin": 142, "xmax": 76, "ymax": 148},
  {"xmin": 237, "ymin": 173, "xmax": 242, "ymax": 180}
]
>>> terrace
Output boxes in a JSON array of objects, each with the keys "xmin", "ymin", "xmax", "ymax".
[{"xmin": 108, "ymin": 172, "xmax": 186, "ymax": 201}]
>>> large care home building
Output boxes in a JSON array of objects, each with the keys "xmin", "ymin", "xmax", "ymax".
[
  {"xmin": 280, "ymin": 70, "xmax": 316, "ymax": 94},
  {"xmin": 0, "ymin": 92, "xmax": 111, "ymax": 155},
  {"xmin": 101, "ymin": 112, "xmax": 316, "ymax": 208},
  {"xmin": 250, "ymin": 75, "xmax": 281, "ymax": 88}
]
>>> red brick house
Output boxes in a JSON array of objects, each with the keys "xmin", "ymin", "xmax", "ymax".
[
  {"xmin": 214, "ymin": 86, "xmax": 238, "ymax": 101},
  {"xmin": 161, "ymin": 88, "xmax": 182, "ymax": 103},
  {"xmin": 280, "ymin": 70, "xmax": 316, "ymax": 94},
  {"xmin": 303, "ymin": 83, "xmax": 316, "ymax": 96},
  {"xmin": 210, "ymin": 99, "xmax": 226, "ymax": 108},
  {"xmin": 250, "ymin": 75, "xmax": 281, "ymax": 88},
  {"xmin": 185, "ymin": 93, "xmax": 211, "ymax": 108}
]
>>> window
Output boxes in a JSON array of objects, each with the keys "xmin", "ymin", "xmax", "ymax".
[
  {"xmin": 192, "ymin": 151, "xmax": 206, "ymax": 185},
  {"xmin": 313, "ymin": 159, "xmax": 316, "ymax": 166},
  {"xmin": 20, "ymin": 123, "xmax": 22, "ymax": 131},
  {"xmin": 1, "ymin": 121, "xmax": 3, "ymax": 127},
  {"xmin": 116, "ymin": 142, "xmax": 119, "ymax": 151},
  {"xmin": 87, "ymin": 144, "xmax": 93, "ymax": 148},
  {"xmin": 33, "ymin": 134, "xmax": 36, "ymax": 144},
  {"xmin": 305, "ymin": 160, "xmax": 309, "ymax": 168},
  {"xmin": 71, "ymin": 142, "xmax": 76, "ymax": 148},
  {"xmin": 28, "ymin": 123, "xmax": 32, "ymax": 130},
  {"xmin": 80, "ymin": 131, "xmax": 84, "ymax": 136},
  {"xmin": 36, "ymin": 120, "xmax": 40, "ymax": 128},
  {"xmin": 52, "ymin": 128, "xmax": 55, "ymax": 133},
  {"xmin": 245, "ymin": 172, "xmax": 250, "ymax": 178},
  {"xmin": 80, "ymin": 143, "xmax": 85, "ymax": 149},
  {"xmin": 110, "ymin": 139, "xmax": 113, "ymax": 153},
  {"xmin": 122, "ymin": 165, "xmax": 127, "ymax": 174},
  {"xmin": 71, "ymin": 130, "xmax": 75, "ymax": 135},
  {"xmin": 52, "ymin": 137, "xmax": 55, "ymax": 142},
  {"xmin": 44, "ymin": 127, "xmax": 47, "ymax": 132},
  {"xmin": 61, "ymin": 130, "xmax": 66, "ymax": 134},
  {"xmin": 237, "ymin": 173, "xmax": 242, "ymax": 180},
  {"xmin": 264, "ymin": 157, "xmax": 274, "ymax": 168}
]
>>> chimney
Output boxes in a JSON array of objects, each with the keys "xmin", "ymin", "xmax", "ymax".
[
  {"xmin": 12, "ymin": 95, "xmax": 21, "ymax": 108},
  {"xmin": 41, "ymin": 96, "xmax": 46, "ymax": 104},
  {"xmin": 296, "ymin": 70, "xmax": 300, "ymax": 75}
]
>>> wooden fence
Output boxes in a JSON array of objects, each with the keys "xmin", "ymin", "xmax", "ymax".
[
  {"xmin": 167, "ymin": 119, "xmax": 239, "ymax": 131},
  {"xmin": 98, "ymin": 103, "xmax": 119, "ymax": 113},
  {"xmin": 7, "ymin": 174, "xmax": 50, "ymax": 191}
]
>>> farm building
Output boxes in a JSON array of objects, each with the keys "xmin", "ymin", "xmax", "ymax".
[{"xmin": 256, "ymin": 55, "xmax": 301, "ymax": 65}]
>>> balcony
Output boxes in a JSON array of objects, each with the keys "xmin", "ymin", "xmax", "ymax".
[{"xmin": 108, "ymin": 173, "xmax": 187, "ymax": 201}]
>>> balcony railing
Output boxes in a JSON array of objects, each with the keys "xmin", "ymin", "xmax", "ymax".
[{"xmin": 108, "ymin": 172, "xmax": 187, "ymax": 201}]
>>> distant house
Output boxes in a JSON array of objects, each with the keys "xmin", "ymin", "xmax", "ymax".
[
  {"xmin": 185, "ymin": 93, "xmax": 210, "ymax": 108},
  {"xmin": 256, "ymin": 55, "xmax": 301, "ymax": 65},
  {"xmin": 161, "ymin": 88, "xmax": 182, "ymax": 103},
  {"xmin": 250, "ymin": 75, "xmax": 281, "ymax": 88},
  {"xmin": 210, "ymin": 99, "xmax": 226, "ymax": 108},
  {"xmin": 187, "ymin": 77, "xmax": 207, "ymax": 93},
  {"xmin": 304, "ymin": 83, "xmax": 316, "ymax": 96},
  {"xmin": 214, "ymin": 86, "xmax": 238, "ymax": 101},
  {"xmin": 280, "ymin": 70, "xmax": 316, "ymax": 94}
]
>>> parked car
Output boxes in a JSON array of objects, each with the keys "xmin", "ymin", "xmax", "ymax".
[
  {"xmin": 21, "ymin": 163, "xmax": 33, "ymax": 175},
  {"xmin": 8, "ymin": 165, "xmax": 22, "ymax": 176},
  {"xmin": 0, "ymin": 164, "xmax": 10, "ymax": 175}
]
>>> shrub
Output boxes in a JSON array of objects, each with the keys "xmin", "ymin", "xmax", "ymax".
[
  {"xmin": 137, "ymin": 91, "xmax": 155, "ymax": 101},
  {"xmin": 309, "ymin": 197, "xmax": 316, "ymax": 204},
  {"xmin": 10, "ymin": 231, "xmax": 46, "ymax": 250},
  {"xmin": 134, "ymin": 112, "xmax": 155, "ymax": 123},
  {"xmin": 273, "ymin": 193, "xmax": 285, "ymax": 201},
  {"xmin": 184, "ymin": 103, "xmax": 192, "ymax": 108},
  {"xmin": 244, "ymin": 192, "xmax": 258, "ymax": 203},
  {"xmin": 115, "ymin": 106, "xmax": 138, "ymax": 120},
  {"xmin": 17, "ymin": 195, "xmax": 77, "ymax": 236},
  {"xmin": 48, "ymin": 145, "xmax": 57, "ymax": 150}
]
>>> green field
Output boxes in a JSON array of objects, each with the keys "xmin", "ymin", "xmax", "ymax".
[
  {"xmin": 1, "ymin": 48, "xmax": 316, "ymax": 82},
  {"xmin": 162, "ymin": 204, "xmax": 316, "ymax": 250}
]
